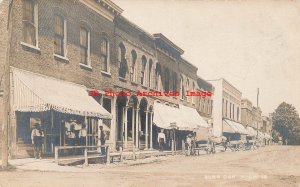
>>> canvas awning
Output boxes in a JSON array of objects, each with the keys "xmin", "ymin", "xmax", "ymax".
[
  {"xmin": 11, "ymin": 68, "xmax": 111, "ymax": 119},
  {"xmin": 246, "ymin": 126, "xmax": 257, "ymax": 137},
  {"xmin": 153, "ymin": 102, "xmax": 209, "ymax": 131},
  {"xmin": 223, "ymin": 119, "xmax": 248, "ymax": 134}
]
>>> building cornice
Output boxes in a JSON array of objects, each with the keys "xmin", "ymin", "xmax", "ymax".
[{"xmin": 79, "ymin": 0, "xmax": 123, "ymax": 22}]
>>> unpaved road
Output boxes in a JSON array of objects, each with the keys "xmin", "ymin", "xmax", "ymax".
[{"xmin": 0, "ymin": 146, "xmax": 300, "ymax": 187}]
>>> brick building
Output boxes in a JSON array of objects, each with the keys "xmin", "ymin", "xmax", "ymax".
[
  {"xmin": 208, "ymin": 78, "xmax": 247, "ymax": 140},
  {"xmin": 196, "ymin": 77, "xmax": 214, "ymax": 126},
  {"xmin": 0, "ymin": 0, "xmax": 211, "ymax": 158}
]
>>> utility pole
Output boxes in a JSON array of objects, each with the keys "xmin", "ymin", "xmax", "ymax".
[
  {"xmin": 1, "ymin": 0, "xmax": 13, "ymax": 169},
  {"xmin": 257, "ymin": 88, "xmax": 259, "ymax": 108}
]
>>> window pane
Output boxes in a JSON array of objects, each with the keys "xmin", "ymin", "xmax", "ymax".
[
  {"xmin": 81, "ymin": 47, "xmax": 87, "ymax": 65},
  {"xmin": 80, "ymin": 27, "xmax": 87, "ymax": 47},
  {"xmin": 54, "ymin": 16, "xmax": 64, "ymax": 56},
  {"xmin": 23, "ymin": 0, "xmax": 34, "ymax": 22},
  {"xmin": 23, "ymin": 0, "xmax": 36, "ymax": 46}
]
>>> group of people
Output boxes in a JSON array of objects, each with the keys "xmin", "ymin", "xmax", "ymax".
[
  {"xmin": 65, "ymin": 121, "xmax": 107, "ymax": 155},
  {"xmin": 31, "ymin": 120, "xmax": 108, "ymax": 160}
]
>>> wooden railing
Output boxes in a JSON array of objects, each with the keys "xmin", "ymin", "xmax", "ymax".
[{"xmin": 54, "ymin": 145, "xmax": 109, "ymax": 166}]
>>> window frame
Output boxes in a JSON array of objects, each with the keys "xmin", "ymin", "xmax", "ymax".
[
  {"xmin": 79, "ymin": 26, "xmax": 91, "ymax": 67},
  {"xmin": 53, "ymin": 15, "xmax": 67, "ymax": 58},
  {"xmin": 22, "ymin": 0, "xmax": 39, "ymax": 49},
  {"xmin": 100, "ymin": 37, "xmax": 110, "ymax": 73}
]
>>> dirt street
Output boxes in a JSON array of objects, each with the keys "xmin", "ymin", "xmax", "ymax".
[{"xmin": 0, "ymin": 146, "xmax": 300, "ymax": 187}]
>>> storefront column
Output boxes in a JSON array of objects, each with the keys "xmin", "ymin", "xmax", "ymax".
[
  {"xmin": 131, "ymin": 107, "xmax": 135, "ymax": 146},
  {"xmin": 145, "ymin": 111, "xmax": 149, "ymax": 150},
  {"xmin": 150, "ymin": 112, "xmax": 153, "ymax": 149},
  {"xmin": 135, "ymin": 108, "xmax": 139, "ymax": 148},
  {"xmin": 124, "ymin": 106, "xmax": 128, "ymax": 149}
]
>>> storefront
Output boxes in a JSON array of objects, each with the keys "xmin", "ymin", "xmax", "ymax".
[
  {"xmin": 153, "ymin": 102, "xmax": 210, "ymax": 150},
  {"xmin": 222, "ymin": 119, "xmax": 248, "ymax": 142},
  {"xmin": 10, "ymin": 68, "xmax": 111, "ymax": 158}
]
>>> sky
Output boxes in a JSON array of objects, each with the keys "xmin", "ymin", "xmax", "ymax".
[{"xmin": 112, "ymin": 0, "xmax": 300, "ymax": 116}]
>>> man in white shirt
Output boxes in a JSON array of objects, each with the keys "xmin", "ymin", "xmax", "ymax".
[
  {"xmin": 31, "ymin": 123, "xmax": 44, "ymax": 159},
  {"xmin": 157, "ymin": 129, "xmax": 166, "ymax": 151}
]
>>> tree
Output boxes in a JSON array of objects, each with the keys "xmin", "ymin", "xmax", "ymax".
[{"xmin": 272, "ymin": 102, "xmax": 300, "ymax": 145}]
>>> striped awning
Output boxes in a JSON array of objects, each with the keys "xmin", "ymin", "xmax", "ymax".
[
  {"xmin": 153, "ymin": 102, "xmax": 209, "ymax": 130},
  {"xmin": 223, "ymin": 119, "xmax": 248, "ymax": 134},
  {"xmin": 11, "ymin": 67, "xmax": 111, "ymax": 119}
]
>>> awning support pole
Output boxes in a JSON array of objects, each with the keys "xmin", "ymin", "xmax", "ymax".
[
  {"xmin": 135, "ymin": 108, "xmax": 139, "ymax": 149},
  {"xmin": 150, "ymin": 112, "xmax": 153, "ymax": 149},
  {"xmin": 145, "ymin": 111, "xmax": 149, "ymax": 150}
]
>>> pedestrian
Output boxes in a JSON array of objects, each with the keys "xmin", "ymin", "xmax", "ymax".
[
  {"xmin": 31, "ymin": 123, "xmax": 44, "ymax": 159},
  {"xmin": 157, "ymin": 129, "xmax": 166, "ymax": 152},
  {"xmin": 66, "ymin": 124, "xmax": 76, "ymax": 146},
  {"xmin": 99, "ymin": 126, "xmax": 106, "ymax": 155},
  {"xmin": 79, "ymin": 124, "xmax": 87, "ymax": 146},
  {"xmin": 186, "ymin": 134, "xmax": 192, "ymax": 156}
]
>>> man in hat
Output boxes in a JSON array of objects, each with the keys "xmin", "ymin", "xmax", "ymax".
[{"xmin": 31, "ymin": 123, "xmax": 44, "ymax": 159}]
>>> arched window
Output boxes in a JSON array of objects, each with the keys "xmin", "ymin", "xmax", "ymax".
[
  {"xmin": 80, "ymin": 27, "xmax": 90, "ymax": 66},
  {"xmin": 130, "ymin": 50, "xmax": 137, "ymax": 82},
  {"xmin": 237, "ymin": 107, "xmax": 240, "ymax": 121},
  {"xmin": 155, "ymin": 63, "xmax": 161, "ymax": 90},
  {"xmin": 149, "ymin": 59, "xmax": 153, "ymax": 88},
  {"xmin": 172, "ymin": 72, "xmax": 177, "ymax": 92},
  {"xmin": 100, "ymin": 38, "xmax": 110, "ymax": 72},
  {"xmin": 23, "ymin": 0, "xmax": 38, "ymax": 47},
  {"xmin": 118, "ymin": 43, "xmax": 127, "ymax": 78},
  {"xmin": 192, "ymin": 82, "xmax": 195, "ymax": 104},
  {"xmin": 180, "ymin": 76, "xmax": 184, "ymax": 100},
  {"xmin": 164, "ymin": 68, "xmax": 170, "ymax": 92},
  {"xmin": 186, "ymin": 78, "xmax": 190, "ymax": 102},
  {"xmin": 141, "ymin": 56, "xmax": 147, "ymax": 85}
]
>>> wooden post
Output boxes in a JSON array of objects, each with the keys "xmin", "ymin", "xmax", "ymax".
[
  {"xmin": 84, "ymin": 148, "xmax": 88, "ymax": 167},
  {"xmin": 145, "ymin": 111, "xmax": 148, "ymax": 150},
  {"xmin": 106, "ymin": 146, "xmax": 110, "ymax": 165},
  {"xmin": 124, "ymin": 106, "xmax": 128, "ymax": 149},
  {"xmin": 120, "ymin": 147, "xmax": 123, "ymax": 162},
  {"xmin": 172, "ymin": 140, "xmax": 174, "ymax": 156},
  {"xmin": 150, "ymin": 112, "xmax": 153, "ymax": 149},
  {"xmin": 55, "ymin": 147, "xmax": 59, "ymax": 164},
  {"xmin": 135, "ymin": 108, "xmax": 139, "ymax": 149},
  {"xmin": 133, "ymin": 147, "xmax": 136, "ymax": 160}
]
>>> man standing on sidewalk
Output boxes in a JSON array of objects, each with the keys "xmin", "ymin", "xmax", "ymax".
[
  {"xmin": 157, "ymin": 129, "xmax": 166, "ymax": 152},
  {"xmin": 31, "ymin": 123, "xmax": 44, "ymax": 159},
  {"xmin": 99, "ymin": 126, "xmax": 106, "ymax": 155}
]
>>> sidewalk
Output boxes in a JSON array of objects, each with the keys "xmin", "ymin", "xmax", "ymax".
[{"xmin": 3, "ymin": 147, "xmax": 229, "ymax": 172}]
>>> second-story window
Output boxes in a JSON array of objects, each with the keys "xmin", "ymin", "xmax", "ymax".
[
  {"xmin": 118, "ymin": 43, "xmax": 127, "ymax": 78},
  {"xmin": 155, "ymin": 63, "xmax": 161, "ymax": 90},
  {"xmin": 54, "ymin": 15, "xmax": 66, "ymax": 57},
  {"xmin": 130, "ymin": 50, "xmax": 137, "ymax": 82},
  {"xmin": 180, "ymin": 76, "xmax": 184, "ymax": 100},
  {"xmin": 141, "ymin": 56, "xmax": 147, "ymax": 86},
  {"xmin": 149, "ymin": 59, "xmax": 153, "ymax": 88},
  {"xmin": 80, "ymin": 27, "xmax": 90, "ymax": 66},
  {"xmin": 192, "ymin": 82, "xmax": 195, "ymax": 104},
  {"xmin": 164, "ymin": 68, "xmax": 170, "ymax": 92},
  {"xmin": 172, "ymin": 72, "xmax": 177, "ymax": 92},
  {"xmin": 186, "ymin": 78, "xmax": 190, "ymax": 102},
  {"xmin": 100, "ymin": 38, "xmax": 109, "ymax": 72},
  {"xmin": 22, "ymin": 0, "xmax": 38, "ymax": 47}
]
